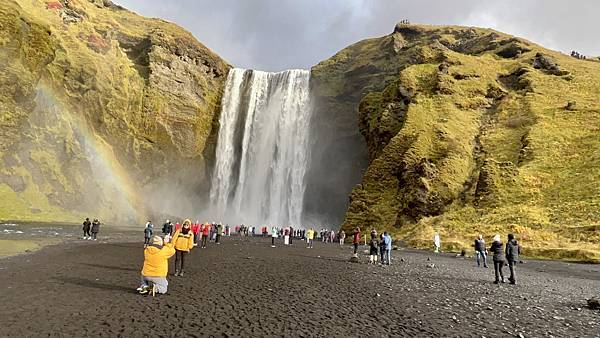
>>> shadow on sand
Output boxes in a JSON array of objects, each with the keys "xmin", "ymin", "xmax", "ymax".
[
  {"xmin": 80, "ymin": 263, "xmax": 137, "ymax": 272},
  {"xmin": 53, "ymin": 277, "xmax": 134, "ymax": 293}
]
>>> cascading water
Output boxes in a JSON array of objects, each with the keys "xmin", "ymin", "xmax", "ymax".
[{"xmin": 209, "ymin": 68, "xmax": 312, "ymax": 226}]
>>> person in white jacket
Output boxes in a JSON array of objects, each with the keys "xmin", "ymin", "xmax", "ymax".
[
  {"xmin": 434, "ymin": 232, "xmax": 441, "ymax": 253},
  {"xmin": 271, "ymin": 227, "xmax": 278, "ymax": 247}
]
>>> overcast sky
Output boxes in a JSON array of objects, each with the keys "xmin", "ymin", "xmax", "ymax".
[{"xmin": 115, "ymin": 0, "xmax": 599, "ymax": 71}]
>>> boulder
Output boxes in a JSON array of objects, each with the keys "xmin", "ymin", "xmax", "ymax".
[{"xmin": 349, "ymin": 256, "xmax": 360, "ymax": 263}]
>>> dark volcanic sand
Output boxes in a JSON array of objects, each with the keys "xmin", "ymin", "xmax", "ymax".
[{"xmin": 0, "ymin": 236, "xmax": 598, "ymax": 337}]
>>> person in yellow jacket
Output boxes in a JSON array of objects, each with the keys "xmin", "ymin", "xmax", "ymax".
[
  {"xmin": 306, "ymin": 228, "xmax": 315, "ymax": 249},
  {"xmin": 172, "ymin": 219, "xmax": 195, "ymax": 277},
  {"xmin": 138, "ymin": 235, "xmax": 175, "ymax": 295}
]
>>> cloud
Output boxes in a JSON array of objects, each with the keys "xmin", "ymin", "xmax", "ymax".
[{"xmin": 115, "ymin": 0, "xmax": 600, "ymax": 71}]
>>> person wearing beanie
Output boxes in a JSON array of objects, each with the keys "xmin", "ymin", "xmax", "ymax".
[
  {"xmin": 171, "ymin": 220, "xmax": 195, "ymax": 277},
  {"xmin": 138, "ymin": 235, "xmax": 175, "ymax": 296}
]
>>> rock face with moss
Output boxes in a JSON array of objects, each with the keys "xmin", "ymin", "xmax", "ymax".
[
  {"xmin": 318, "ymin": 24, "xmax": 600, "ymax": 261},
  {"xmin": 0, "ymin": 0, "xmax": 229, "ymax": 223}
]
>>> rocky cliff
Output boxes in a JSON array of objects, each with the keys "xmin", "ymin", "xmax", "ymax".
[
  {"xmin": 0, "ymin": 0, "xmax": 229, "ymax": 223},
  {"xmin": 317, "ymin": 24, "xmax": 600, "ymax": 261}
]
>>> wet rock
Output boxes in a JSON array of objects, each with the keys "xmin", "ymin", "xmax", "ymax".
[
  {"xmin": 349, "ymin": 256, "xmax": 360, "ymax": 263},
  {"xmin": 426, "ymin": 263, "xmax": 435, "ymax": 269},
  {"xmin": 565, "ymin": 101, "xmax": 577, "ymax": 111}
]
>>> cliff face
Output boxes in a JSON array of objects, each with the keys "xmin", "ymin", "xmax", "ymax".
[
  {"xmin": 0, "ymin": 0, "xmax": 229, "ymax": 223},
  {"xmin": 319, "ymin": 24, "xmax": 600, "ymax": 261}
]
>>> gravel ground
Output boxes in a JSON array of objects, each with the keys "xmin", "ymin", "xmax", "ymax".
[{"xmin": 0, "ymin": 235, "xmax": 598, "ymax": 337}]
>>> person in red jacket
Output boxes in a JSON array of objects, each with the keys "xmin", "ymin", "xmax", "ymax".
[
  {"xmin": 352, "ymin": 227, "xmax": 361, "ymax": 256},
  {"xmin": 201, "ymin": 223, "xmax": 210, "ymax": 248},
  {"xmin": 191, "ymin": 222, "xmax": 200, "ymax": 246}
]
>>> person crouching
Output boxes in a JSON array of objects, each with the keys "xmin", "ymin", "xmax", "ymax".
[
  {"xmin": 138, "ymin": 235, "xmax": 175, "ymax": 296},
  {"xmin": 172, "ymin": 220, "xmax": 195, "ymax": 277}
]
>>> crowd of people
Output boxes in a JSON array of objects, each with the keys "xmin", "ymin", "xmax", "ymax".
[{"xmin": 78, "ymin": 217, "xmax": 520, "ymax": 296}]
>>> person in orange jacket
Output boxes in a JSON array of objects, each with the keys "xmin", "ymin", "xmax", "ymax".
[
  {"xmin": 138, "ymin": 235, "xmax": 176, "ymax": 296},
  {"xmin": 172, "ymin": 219, "xmax": 195, "ymax": 277}
]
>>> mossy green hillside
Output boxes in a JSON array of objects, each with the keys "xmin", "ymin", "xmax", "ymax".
[
  {"xmin": 0, "ymin": 0, "xmax": 229, "ymax": 223},
  {"xmin": 332, "ymin": 24, "xmax": 600, "ymax": 262}
]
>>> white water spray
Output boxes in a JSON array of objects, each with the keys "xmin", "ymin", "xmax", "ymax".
[{"xmin": 209, "ymin": 68, "xmax": 312, "ymax": 226}]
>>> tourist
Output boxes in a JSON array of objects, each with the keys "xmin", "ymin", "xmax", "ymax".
[
  {"xmin": 162, "ymin": 220, "xmax": 173, "ymax": 236},
  {"xmin": 307, "ymin": 228, "xmax": 315, "ymax": 248},
  {"xmin": 433, "ymin": 232, "xmax": 441, "ymax": 253},
  {"xmin": 383, "ymin": 231, "xmax": 392, "ymax": 265},
  {"xmin": 216, "ymin": 223, "xmax": 223, "ymax": 244},
  {"xmin": 172, "ymin": 220, "xmax": 194, "ymax": 277},
  {"xmin": 82, "ymin": 218, "xmax": 91, "ymax": 240},
  {"xmin": 138, "ymin": 235, "xmax": 176, "ymax": 296},
  {"xmin": 144, "ymin": 221, "xmax": 153, "ymax": 246},
  {"xmin": 271, "ymin": 227, "xmax": 278, "ymax": 247},
  {"xmin": 379, "ymin": 233, "xmax": 386, "ymax": 263},
  {"xmin": 505, "ymin": 234, "xmax": 520, "ymax": 285},
  {"xmin": 338, "ymin": 229, "xmax": 346, "ymax": 245},
  {"xmin": 490, "ymin": 234, "xmax": 506, "ymax": 284},
  {"xmin": 352, "ymin": 227, "xmax": 361, "ymax": 256},
  {"xmin": 289, "ymin": 226, "xmax": 294, "ymax": 245},
  {"xmin": 330, "ymin": 230, "xmax": 336, "ymax": 244},
  {"xmin": 369, "ymin": 231, "xmax": 378, "ymax": 264},
  {"xmin": 474, "ymin": 235, "xmax": 488, "ymax": 268},
  {"xmin": 91, "ymin": 218, "xmax": 101, "ymax": 241},
  {"xmin": 191, "ymin": 222, "xmax": 200, "ymax": 246},
  {"xmin": 201, "ymin": 223, "xmax": 210, "ymax": 248}
]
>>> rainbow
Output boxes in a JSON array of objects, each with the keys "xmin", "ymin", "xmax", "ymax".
[{"xmin": 36, "ymin": 81, "xmax": 146, "ymax": 224}]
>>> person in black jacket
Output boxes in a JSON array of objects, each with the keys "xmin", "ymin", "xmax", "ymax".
[
  {"xmin": 91, "ymin": 219, "xmax": 101, "ymax": 241},
  {"xmin": 162, "ymin": 220, "xmax": 173, "ymax": 236},
  {"xmin": 489, "ymin": 234, "xmax": 505, "ymax": 284},
  {"xmin": 505, "ymin": 234, "xmax": 520, "ymax": 285},
  {"xmin": 474, "ymin": 234, "xmax": 488, "ymax": 268},
  {"xmin": 82, "ymin": 218, "xmax": 92, "ymax": 240}
]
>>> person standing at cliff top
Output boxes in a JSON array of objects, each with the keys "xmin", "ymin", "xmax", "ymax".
[
  {"xmin": 352, "ymin": 227, "xmax": 361, "ymax": 256},
  {"xmin": 144, "ymin": 221, "xmax": 153, "ymax": 247},
  {"xmin": 474, "ymin": 235, "xmax": 488, "ymax": 268},
  {"xmin": 82, "ymin": 218, "xmax": 92, "ymax": 240},
  {"xmin": 172, "ymin": 220, "xmax": 194, "ymax": 277},
  {"xmin": 91, "ymin": 219, "xmax": 101, "ymax": 241},
  {"xmin": 490, "ymin": 234, "xmax": 506, "ymax": 284},
  {"xmin": 433, "ymin": 232, "xmax": 441, "ymax": 253},
  {"xmin": 138, "ymin": 235, "xmax": 175, "ymax": 296},
  {"xmin": 505, "ymin": 234, "xmax": 520, "ymax": 285}
]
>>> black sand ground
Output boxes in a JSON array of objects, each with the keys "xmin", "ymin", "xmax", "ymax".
[{"xmin": 0, "ymin": 235, "xmax": 598, "ymax": 337}]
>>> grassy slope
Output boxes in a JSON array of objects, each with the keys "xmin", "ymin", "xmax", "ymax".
[
  {"xmin": 0, "ymin": 0, "xmax": 229, "ymax": 223},
  {"xmin": 334, "ymin": 24, "xmax": 600, "ymax": 262}
]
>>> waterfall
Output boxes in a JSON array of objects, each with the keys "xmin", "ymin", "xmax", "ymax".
[{"xmin": 209, "ymin": 68, "xmax": 312, "ymax": 226}]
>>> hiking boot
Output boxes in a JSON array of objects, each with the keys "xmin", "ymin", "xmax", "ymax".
[
  {"xmin": 136, "ymin": 285, "xmax": 145, "ymax": 292},
  {"xmin": 174, "ymin": 270, "xmax": 179, "ymax": 277},
  {"xmin": 509, "ymin": 279, "xmax": 516, "ymax": 285},
  {"xmin": 493, "ymin": 280, "xmax": 499, "ymax": 284},
  {"xmin": 501, "ymin": 278, "xmax": 506, "ymax": 283},
  {"xmin": 139, "ymin": 286, "xmax": 150, "ymax": 295},
  {"xmin": 179, "ymin": 271, "xmax": 184, "ymax": 277}
]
